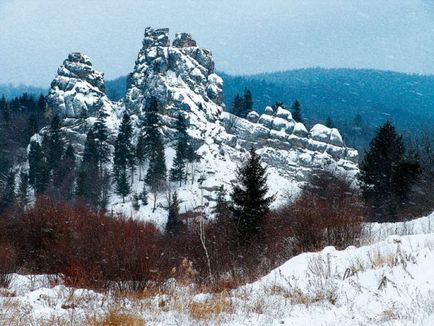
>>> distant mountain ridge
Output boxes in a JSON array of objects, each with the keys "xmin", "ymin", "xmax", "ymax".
[
  {"xmin": 221, "ymin": 68, "xmax": 434, "ymax": 131},
  {"xmin": 0, "ymin": 84, "xmax": 46, "ymax": 99}
]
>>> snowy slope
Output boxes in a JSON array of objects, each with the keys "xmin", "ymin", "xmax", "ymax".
[{"xmin": 2, "ymin": 213, "xmax": 434, "ymax": 325}]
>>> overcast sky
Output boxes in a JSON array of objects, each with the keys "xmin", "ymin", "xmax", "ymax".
[{"xmin": 1, "ymin": 0, "xmax": 434, "ymax": 87}]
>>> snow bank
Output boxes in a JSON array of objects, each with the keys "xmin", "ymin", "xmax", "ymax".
[{"xmin": 2, "ymin": 212, "xmax": 434, "ymax": 325}]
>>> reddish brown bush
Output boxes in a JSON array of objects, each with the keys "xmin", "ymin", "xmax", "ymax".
[
  {"xmin": 1, "ymin": 197, "xmax": 162, "ymax": 290},
  {"xmin": 274, "ymin": 171, "xmax": 366, "ymax": 253}
]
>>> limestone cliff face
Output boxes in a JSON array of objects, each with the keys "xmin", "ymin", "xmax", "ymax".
[{"xmin": 35, "ymin": 27, "xmax": 359, "ymax": 221}]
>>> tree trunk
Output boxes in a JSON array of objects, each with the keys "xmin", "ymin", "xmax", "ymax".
[{"xmin": 153, "ymin": 192, "xmax": 157, "ymax": 212}]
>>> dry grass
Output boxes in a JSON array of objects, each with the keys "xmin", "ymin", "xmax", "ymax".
[
  {"xmin": 267, "ymin": 274, "xmax": 337, "ymax": 307},
  {"xmin": 188, "ymin": 291, "xmax": 234, "ymax": 321},
  {"xmin": 0, "ymin": 298, "xmax": 35, "ymax": 326},
  {"xmin": 0, "ymin": 289, "xmax": 16, "ymax": 297},
  {"xmin": 88, "ymin": 308, "xmax": 144, "ymax": 326},
  {"xmin": 267, "ymin": 284, "xmax": 314, "ymax": 306},
  {"xmin": 367, "ymin": 249, "xmax": 397, "ymax": 269},
  {"xmin": 111, "ymin": 281, "xmax": 174, "ymax": 301}
]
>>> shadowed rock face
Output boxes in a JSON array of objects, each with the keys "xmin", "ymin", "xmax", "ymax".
[
  {"xmin": 173, "ymin": 33, "xmax": 197, "ymax": 48},
  {"xmin": 143, "ymin": 27, "xmax": 170, "ymax": 48}
]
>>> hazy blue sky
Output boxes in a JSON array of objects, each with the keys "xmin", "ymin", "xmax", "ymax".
[{"xmin": 1, "ymin": 0, "xmax": 434, "ymax": 86}]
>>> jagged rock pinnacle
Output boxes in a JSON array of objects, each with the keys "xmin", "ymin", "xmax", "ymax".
[
  {"xmin": 47, "ymin": 52, "xmax": 107, "ymax": 118},
  {"xmin": 125, "ymin": 27, "xmax": 223, "ymax": 123},
  {"xmin": 143, "ymin": 27, "xmax": 170, "ymax": 48},
  {"xmin": 173, "ymin": 33, "xmax": 197, "ymax": 48}
]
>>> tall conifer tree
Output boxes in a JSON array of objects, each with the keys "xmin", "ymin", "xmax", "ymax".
[
  {"xmin": 359, "ymin": 121, "xmax": 421, "ymax": 221},
  {"xmin": 93, "ymin": 110, "xmax": 111, "ymax": 178},
  {"xmin": 76, "ymin": 129, "xmax": 100, "ymax": 207},
  {"xmin": 44, "ymin": 114, "xmax": 64, "ymax": 175},
  {"xmin": 165, "ymin": 192, "xmax": 182, "ymax": 236},
  {"xmin": 291, "ymin": 100, "xmax": 303, "ymax": 123},
  {"xmin": 28, "ymin": 141, "xmax": 48, "ymax": 194},
  {"xmin": 230, "ymin": 146, "xmax": 274, "ymax": 244},
  {"xmin": 143, "ymin": 98, "xmax": 167, "ymax": 211}
]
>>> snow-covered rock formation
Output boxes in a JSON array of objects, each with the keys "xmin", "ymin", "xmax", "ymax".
[
  {"xmin": 125, "ymin": 27, "xmax": 223, "ymax": 127},
  {"xmin": 37, "ymin": 27, "xmax": 359, "ymax": 224},
  {"xmin": 47, "ymin": 53, "xmax": 110, "ymax": 119}
]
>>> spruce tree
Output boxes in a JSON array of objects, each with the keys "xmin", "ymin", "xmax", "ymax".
[
  {"xmin": 291, "ymin": 100, "xmax": 303, "ymax": 123},
  {"xmin": 213, "ymin": 185, "xmax": 230, "ymax": 221},
  {"xmin": 353, "ymin": 114, "xmax": 363, "ymax": 128},
  {"xmin": 165, "ymin": 192, "xmax": 182, "ymax": 236},
  {"xmin": 28, "ymin": 141, "xmax": 48, "ymax": 194},
  {"xmin": 146, "ymin": 141, "xmax": 167, "ymax": 211},
  {"xmin": 113, "ymin": 113, "xmax": 134, "ymax": 176},
  {"xmin": 93, "ymin": 110, "xmax": 111, "ymax": 178},
  {"xmin": 98, "ymin": 170, "xmax": 111, "ymax": 212},
  {"xmin": 140, "ymin": 184, "xmax": 149, "ymax": 205},
  {"xmin": 170, "ymin": 141, "xmax": 186, "ymax": 186},
  {"xmin": 230, "ymin": 146, "xmax": 274, "ymax": 244},
  {"xmin": 45, "ymin": 114, "xmax": 64, "ymax": 175},
  {"xmin": 170, "ymin": 115, "xmax": 189, "ymax": 186},
  {"xmin": 359, "ymin": 121, "xmax": 421, "ymax": 221},
  {"xmin": 185, "ymin": 143, "xmax": 199, "ymax": 184},
  {"xmin": 0, "ymin": 127, "xmax": 11, "ymax": 176},
  {"xmin": 231, "ymin": 94, "xmax": 243, "ymax": 117},
  {"xmin": 26, "ymin": 114, "xmax": 39, "ymax": 143},
  {"xmin": 36, "ymin": 95, "xmax": 46, "ymax": 113},
  {"xmin": 325, "ymin": 117, "xmax": 334, "ymax": 128},
  {"xmin": 58, "ymin": 144, "xmax": 76, "ymax": 200},
  {"xmin": 241, "ymin": 88, "xmax": 253, "ymax": 118},
  {"xmin": 136, "ymin": 133, "xmax": 146, "ymax": 180},
  {"xmin": 132, "ymin": 193, "xmax": 140, "ymax": 211},
  {"xmin": 1, "ymin": 101, "xmax": 10, "ymax": 123},
  {"xmin": 76, "ymin": 129, "xmax": 100, "ymax": 207},
  {"xmin": 115, "ymin": 169, "xmax": 130, "ymax": 203},
  {"xmin": 0, "ymin": 96, "xmax": 7, "ymax": 115},
  {"xmin": 143, "ymin": 98, "xmax": 167, "ymax": 210}
]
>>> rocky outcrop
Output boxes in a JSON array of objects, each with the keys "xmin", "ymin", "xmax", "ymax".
[
  {"xmin": 222, "ymin": 110, "xmax": 358, "ymax": 170},
  {"xmin": 124, "ymin": 27, "xmax": 223, "ymax": 127},
  {"xmin": 47, "ymin": 53, "xmax": 110, "ymax": 119},
  {"xmin": 310, "ymin": 124, "xmax": 344, "ymax": 147},
  {"xmin": 173, "ymin": 33, "xmax": 197, "ymax": 48}
]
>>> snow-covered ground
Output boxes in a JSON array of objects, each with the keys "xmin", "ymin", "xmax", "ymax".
[{"xmin": 2, "ymin": 213, "xmax": 434, "ymax": 325}]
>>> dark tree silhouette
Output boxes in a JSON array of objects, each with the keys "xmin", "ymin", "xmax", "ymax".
[
  {"xmin": 165, "ymin": 192, "xmax": 182, "ymax": 236},
  {"xmin": 291, "ymin": 100, "xmax": 303, "ymax": 123},
  {"xmin": 359, "ymin": 121, "xmax": 421, "ymax": 221},
  {"xmin": 230, "ymin": 146, "xmax": 274, "ymax": 245}
]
